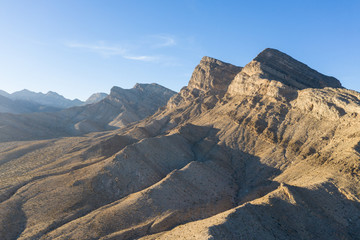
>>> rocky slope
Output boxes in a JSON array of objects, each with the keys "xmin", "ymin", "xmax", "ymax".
[{"xmin": 0, "ymin": 48, "xmax": 359, "ymax": 240}]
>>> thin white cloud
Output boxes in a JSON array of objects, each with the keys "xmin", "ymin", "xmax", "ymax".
[
  {"xmin": 65, "ymin": 35, "xmax": 177, "ymax": 63},
  {"xmin": 151, "ymin": 35, "xmax": 176, "ymax": 48},
  {"xmin": 123, "ymin": 55, "xmax": 158, "ymax": 62},
  {"xmin": 65, "ymin": 42, "xmax": 126, "ymax": 57}
]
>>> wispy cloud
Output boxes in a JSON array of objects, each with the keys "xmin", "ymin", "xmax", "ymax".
[
  {"xmin": 151, "ymin": 35, "xmax": 176, "ymax": 48},
  {"xmin": 66, "ymin": 42, "xmax": 126, "ymax": 57},
  {"xmin": 123, "ymin": 55, "xmax": 158, "ymax": 62},
  {"xmin": 65, "ymin": 41, "xmax": 157, "ymax": 62},
  {"xmin": 65, "ymin": 34, "xmax": 178, "ymax": 63}
]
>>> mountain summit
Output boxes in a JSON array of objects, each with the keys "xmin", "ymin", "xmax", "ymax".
[
  {"xmin": 247, "ymin": 48, "xmax": 342, "ymax": 89},
  {"xmin": 187, "ymin": 56, "xmax": 242, "ymax": 93}
]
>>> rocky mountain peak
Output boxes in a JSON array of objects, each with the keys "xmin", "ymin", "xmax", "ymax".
[
  {"xmin": 46, "ymin": 91, "xmax": 60, "ymax": 96},
  {"xmin": 242, "ymin": 48, "xmax": 342, "ymax": 89},
  {"xmin": 111, "ymin": 83, "xmax": 175, "ymax": 98},
  {"xmin": 187, "ymin": 56, "xmax": 242, "ymax": 93},
  {"xmin": 85, "ymin": 92, "xmax": 108, "ymax": 105},
  {"xmin": 133, "ymin": 83, "xmax": 166, "ymax": 92}
]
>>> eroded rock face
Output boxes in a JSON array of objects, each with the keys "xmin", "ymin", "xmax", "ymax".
[
  {"xmin": 1, "ymin": 49, "xmax": 360, "ymax": 240},
  {"xmin": 244, "ymin": 48, "xmax": 342, "ymax": 89},
  {"xmin": 166, "ymin": 56, "xmax": 242, "ymax": 112},
  {"xmin": 188, "ymin": 56, "xmax": 242, "ymax": 93}
]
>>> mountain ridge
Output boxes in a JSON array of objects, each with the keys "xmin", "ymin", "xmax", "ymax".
[
  {"xmin": 0, "ymin": 48, "xmax": 359, "ymax": 240},
  {"xmin": 6, "ymin": 89, "xmax": 84, "ymax": 108}
]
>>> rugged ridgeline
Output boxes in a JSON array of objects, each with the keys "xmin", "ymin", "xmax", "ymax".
[
  {"xmin": 10, "ymin": 89, "xmax": 84, "ymax": 108},
  {"xmin": 0, "ymin": 49, "xmax": 360, "ymax": 240},
  {"xmin": 0, "ymin": 89, "xmax": 84, "ymax": 112},
  {"xmin": 0, "ymin": 83, "xmax": 175, "ymax": 142},
  {"xmin": 0, "ymin": 89, "xmax": 108, "ymax": 114}
]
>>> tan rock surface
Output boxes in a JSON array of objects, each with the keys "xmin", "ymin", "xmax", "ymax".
[{"xmin": 0, "ymin": 48, "xmax": 359, "ymax": 240}]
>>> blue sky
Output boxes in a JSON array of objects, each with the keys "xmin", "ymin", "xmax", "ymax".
[{"xmin": 0, "ymin": 0, "xmax": 359, "ymax": 100}]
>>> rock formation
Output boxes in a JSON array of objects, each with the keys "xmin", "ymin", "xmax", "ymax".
[{"xmin": 0, "ymin": 48, "xmax": 359, "ymax": 240}]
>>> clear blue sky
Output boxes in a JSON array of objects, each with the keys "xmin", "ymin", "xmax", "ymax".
[{"xmin": 0, "ymin": 0, "xmax": 359, "ymax": 100}]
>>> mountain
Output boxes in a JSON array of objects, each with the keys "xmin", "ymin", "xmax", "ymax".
[
  {"xmin": 0, "ymin": 90, "xmax": 11, "ymax": 98},
  {"xmin": 85, "ymin": 92, "xmax": 108, "ymax": 105},
  {"xmin": 0, "ymin": 94, "xmax": 61, "ymax": 114},
  {"xmin": 0, "ymin": 83, "xmax": 176, "ymax": 142},
  {"xmin": 0, "ymin": 89, "xmax": 83, "ymax": 113},
  {"xmin": 0, "ymin": 49, "xmax": 359, "ymax": 240},
  {"xmin": 0, "ymin": 94, "xmax": 33, "ymax": 114},
  {"xmin": 10, "ymin": 89, "xmax": 84, "ymax": 108}
]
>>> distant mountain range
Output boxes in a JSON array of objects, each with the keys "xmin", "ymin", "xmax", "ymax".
[
  {"xmin": 0, "ymin": 89, "xmax": 109, "ymax": 114},
  {"xmin": 0, "ymin": 93, "xmax": 61, "ymax": 114},
  {"xmin": 0, "ymin": 83, "xmax": 175, "ymax": 142}
]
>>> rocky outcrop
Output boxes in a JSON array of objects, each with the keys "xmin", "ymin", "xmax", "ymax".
[{"xmin": 0, "ymin": 49, "xmax": 359, "ymax": 240}]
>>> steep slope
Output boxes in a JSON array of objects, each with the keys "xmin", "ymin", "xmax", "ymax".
[
  {"xmin": 0, "ymin": 49, "xmax": 359, "ymax": 240},
  {"xmin": 0, "ymin": 83, "xmax": 175, "ymax": 142}
]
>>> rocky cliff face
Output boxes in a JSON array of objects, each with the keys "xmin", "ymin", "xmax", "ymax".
[
  {"xmin": 187, "ymin": 56, "xmax": 242, "ymax": 93},
  {"xmin": 0, "ymin": 49, "xmax": 359, "ymax": 240}
]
